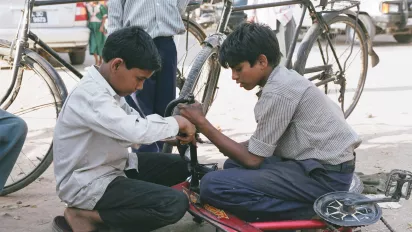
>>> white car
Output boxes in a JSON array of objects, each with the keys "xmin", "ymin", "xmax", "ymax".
[{"xmin": 0, "ymin": 0, "xmax": 90, "ymax": 65}]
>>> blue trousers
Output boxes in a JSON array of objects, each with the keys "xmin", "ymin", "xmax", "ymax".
[
  {"xmin": 125, "ymin": 36, "xmax": 177, "ymax": 153},
  {"xmin": 0, "ymin": 109, "xmax": 28, "ymax": 192},
  {"xmin": 200, "ymin": 156, "xmax": 353, "ymax": 221}
]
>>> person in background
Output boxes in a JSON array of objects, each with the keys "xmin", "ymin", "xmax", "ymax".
[
  {"xmin": 246, "ymin": 0, "xmax": 296, "ymax": 65},
  {"xmin": 108, "ymin": 0, "xmax": 190, "ymax": 152},
  {"xmin": 86, "ymin": 1, "xmax": 108, "ymax": 66},
  {"xmin": 0, "ymin": 110, "xmax": 27, "ymax": 194}
]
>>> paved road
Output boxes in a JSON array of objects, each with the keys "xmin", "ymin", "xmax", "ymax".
[{"xmin": 1, "ymin": 34, "xmax": 412, "ymax": 232}]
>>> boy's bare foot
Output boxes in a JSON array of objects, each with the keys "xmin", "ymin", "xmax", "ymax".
[{"xmin": 64, "ymin": 207, "xmax": 102, "ymax": 232}]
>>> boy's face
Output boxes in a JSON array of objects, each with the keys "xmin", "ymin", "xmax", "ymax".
[
  {"xmin": 230, "ymin": 55, "xmax": 268, "ymax": 90},
  {"xmin": 108, "ymin": 59, "xmax": 154, "ymax": 97}
]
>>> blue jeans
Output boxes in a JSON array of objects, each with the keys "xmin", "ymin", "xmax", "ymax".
[
  {"xmin": 200, "ymin": 156, "xmax": 353, "ymax": 221},
  {"xmin": 0, "ymin": 109, "xmax": 28, "ymax": 192}
]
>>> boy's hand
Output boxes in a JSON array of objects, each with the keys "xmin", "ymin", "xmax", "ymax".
[
  {"xmin": 177, "ymin": 101, "xmax": 206, "ymax": 126},
  {"xmin": 173, "ymin": 115, "xmax": 196, "ymax": 145}
]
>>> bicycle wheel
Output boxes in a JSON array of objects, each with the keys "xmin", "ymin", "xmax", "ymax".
[
  {"xmin": 163, "ymin": 45, "xmax": 221, "ymax": 153},
  {"xmin": 175, "ymin": 18, "xmax": 207, "ymax": 93},
  {"xmin": 294, "ymin": 15, "xmax": 368, "ymax": 118},
  {"xmin": 0, "ymin": 39, "xmax": 67, "ymax": 195},
  {"xmin": 180, "ymin": 45, "xmax": 220, "ymax": 112}
]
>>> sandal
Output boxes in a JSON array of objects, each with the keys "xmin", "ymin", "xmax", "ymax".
[{"xmin": 52, "ymin": 216, "xmax": 73, "ymax": 232}]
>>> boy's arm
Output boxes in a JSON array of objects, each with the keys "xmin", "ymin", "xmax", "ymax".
[
  {"xmin": 195, "ymin": 118, "xmax": 265, "ymax": 169},
  {"xmin": 240, "ymin": 140, "xmax": 249, "ymax": 147},
  {"xmin": 178, "ymin": 93, "xmax": 296, "ymax": 169},
  {"xmin": 68, "ymin": 88, "xmax": 179, "ymax": 145},
  {"xmin": 107, "ymin": 0, "xmax": 125, "ymax": 35}
]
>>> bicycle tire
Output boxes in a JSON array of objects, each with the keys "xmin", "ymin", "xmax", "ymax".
[
  {"xmin": 163, "ymin": 45, "xmax": 221, "ymax": 153},
  {"xmin": 176, "ymin": 18, "xmax": 207, "ymax": 91},
  {"xmin": 0, "ymin": 39, "xmax": 67, "ymax": 196},
  {"xmin": 180, "ymin": 45, "xmax": 220, "ymax": 111},
  {"xmin": 294, "ymin": 15, "xmax": 368, "ymax": 118}
]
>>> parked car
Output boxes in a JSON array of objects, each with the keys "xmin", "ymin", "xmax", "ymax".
[
  {"xmin": 293, "ymin": 0, "xmax": 412, "ymax": 44},
  {"xmin": 360, "ymin": 0, "xmax": 412, "ymax": 43},
  {"xmin": 0, "ymin": 0, "xmax": 90, "ymax": 65}
]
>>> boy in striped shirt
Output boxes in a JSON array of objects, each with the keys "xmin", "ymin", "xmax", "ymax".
[{"xmin": 178, "ymin": 22, "xmax": 361, "ymax": 221}]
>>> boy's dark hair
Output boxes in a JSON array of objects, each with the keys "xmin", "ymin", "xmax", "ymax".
[
  {"xmin": 218, "ymin": 23, "xmax": 281, "ymax": 69},
  {"xmin": 102, "ymin": 26, "xmax": 161, "ymax": 71}
]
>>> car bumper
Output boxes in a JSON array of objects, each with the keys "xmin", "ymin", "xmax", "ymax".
[
  {"xmin": 0, "ymin": 27, "xmax": 89, "ymax": 49},
  {"xmin": 372, "ymin": 14, "xmax": 412, "ymax": 30}
]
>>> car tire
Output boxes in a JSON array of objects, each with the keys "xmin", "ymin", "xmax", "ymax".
[
  {"xmin": 69, "ymin": 50, "xmax": 86, "ymax": 65},
  {"xmin": 393, "ymin": 34, "xmax": 412, "ymax": 44}
]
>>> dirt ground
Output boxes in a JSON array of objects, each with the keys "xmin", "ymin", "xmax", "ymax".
[{"xmin": 1, "ymin": 35, "xmax": 412, "ymax": 232}]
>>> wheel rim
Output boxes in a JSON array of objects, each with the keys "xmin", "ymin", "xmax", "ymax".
[
  {"xmin": 301, "ymin": 17, "xmax": 368, "ymax": 118},
  {"xmin": 0, "ymin": 54, "xmax": 59, "ymax": 193}
]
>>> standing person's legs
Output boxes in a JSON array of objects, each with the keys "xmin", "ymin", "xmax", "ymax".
[
  {"xmin": 274, "ymin": 19, "xmax": 296, "ymax": 66},
  {"xmin": 134, "ymin": 37, "xmax": 177, "ymax": 153},
  {"xmin": 89, "ymin": 23, "xmax": 100, "ymax": 66},
  {"xmin": 94, "ymin": 153, "xmax": 190, "ymax": 232},
  {"xmin": 96, "ymin": 22, "xmax": 106, "ymax": 66},
  {"xmin": 0, "ymin": 110, "xmax": 28, "ymax": 191},
  {"xmin": 153, "ymin": 37, "xmax": 177, "ymax": 150},
  {"xmin": 283, "ymin": 18, "xmax": 296, "ymax": 55},
  {"xmin": 93, "ymin": 54, "xmax": 99, "ymax": 65}
]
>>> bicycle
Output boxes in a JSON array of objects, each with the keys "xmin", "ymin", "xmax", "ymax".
[
  {"xmin": 170, "ymin": 0, "xmax": 382, "ymax": 119},
  {"xmin": 0, "ymin": 0, "xmax": 206, "ymax": 196},
  {"xmin": 162, "ymin": 0, "xmax": 381, "ymax": 154}
]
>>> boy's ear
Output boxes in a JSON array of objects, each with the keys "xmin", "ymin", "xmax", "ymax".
[
  {"xmin": 110, "ymin": 58, "xmax": 124, "ymax": 71},
  {"xmin": 257, "ymin": 54, "xmax": 269, "ymax": 68}
]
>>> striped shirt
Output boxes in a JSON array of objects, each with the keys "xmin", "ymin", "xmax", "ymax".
[
  {"xmin": 248, "ymin": 66, "xmax": 361, "ymax": 165},
  {"xmin": 107, "ymin": 0, "xmax": 190, "ymax": 38}
]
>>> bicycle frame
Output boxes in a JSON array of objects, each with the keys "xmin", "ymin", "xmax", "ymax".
[{"xmin": 212, "ymin": 0, "xmax": 360, "ymax": 74}]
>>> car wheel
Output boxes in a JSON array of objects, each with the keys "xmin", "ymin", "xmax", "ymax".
[
  {"xmin": 393, "ymin": 34, "xmax": 412, "ymax": 44},
  {"xmin": 69, "ymin": 50, "xmax": 86, "ymax": 65}
]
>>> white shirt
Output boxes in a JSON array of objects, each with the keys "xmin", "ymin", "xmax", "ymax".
[
  {"xmin": 53, "ymin": 66, "xmax": 179, "ymax": 210},
  {"xmin": 246, "ymin": 0, "xmax": 295, "ymax": 30}
]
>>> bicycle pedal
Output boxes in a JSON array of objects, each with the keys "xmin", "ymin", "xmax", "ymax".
[{"xmin": 384, "ymin": 169, "xmax": 412, "ymax": 200}]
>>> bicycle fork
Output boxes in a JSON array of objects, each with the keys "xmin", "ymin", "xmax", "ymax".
[{"xmin": 1, "ymin": 0, "xmax": 32, "ymax": 106}]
